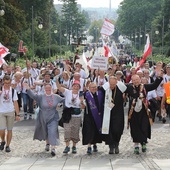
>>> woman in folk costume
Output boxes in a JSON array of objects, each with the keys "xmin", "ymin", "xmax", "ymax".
[
  {"xmin": 23, "ymin": 83, "xmax": 64, "ymax": 156},
  {"xmin": 82, "ymin": 82, "xmax": 104, "ymax": 155},
  {"xmin": 126, "ymin": 73, "xmax": 163, "ymax": 154},
  {"xmin": 56, "ymin": 79, "xmax": 85, "ymax": 154}
]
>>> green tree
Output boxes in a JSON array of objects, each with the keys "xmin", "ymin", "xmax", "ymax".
[
  {"xmin": 59, "ymin": 0, "xmax": 86, "ymax": 44},
  {"xmin": 116, "ymin": 0, "xmax": 161, "ymax": 37}
]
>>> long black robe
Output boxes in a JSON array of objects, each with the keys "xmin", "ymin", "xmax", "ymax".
[
  {"xmin": 82, "ymin": 91, "xmax": 104, "ymax": 145},
  {"xmin": 126, "ymin": 77, "xmax": 163, "ymax": 143},
  {"xmin": 101, "ymin": 86, "xmax": 125, "ymax": 146}
]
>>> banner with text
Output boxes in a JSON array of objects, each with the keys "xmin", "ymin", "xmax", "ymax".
[{"xmin": 91, "ymin": 56, "xmax": 108, "ymax": 70}]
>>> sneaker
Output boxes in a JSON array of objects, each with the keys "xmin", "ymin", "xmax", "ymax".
[
  {"xmin": 24, "ymin": 114, "xmax": 27, "ymax": 120},
  {"xmin": 93, "ymin": 145, "xmax": 98, "ymax": 152},
  {"xmin": 72, "ymin": 146, "xmax": 77, "ymax": 154},
  {"xmin": 29, "ymin": 114, "xmax": 32, "ymax": 120},
  {"xmin": 141, "ymin": 143, "xmax": 147, "ymax": 152},
  {"xmin": 51, "ymin": 148, "xmax": 56, "ymax": 156},
  {"xmin": 45, "ymin": 144, "xmax": 50, "ymax": 151},
  {"xmin": 5, "ymin": 146, "xmax": 11, "ymax": 153},
  {"xmin": 0, "ymin": 141, "xmax": 6, "ymax": 151},
  {"xmin": 87, "ymin": 147, "xmax": 92, "ymax": 155},
  {"xmin": 63, "ymin": 146, "xmax": 70, "ymax": 154},
  {"xmin": 134, "ymin": 147, "xmax": 139, "ymax": 155}
]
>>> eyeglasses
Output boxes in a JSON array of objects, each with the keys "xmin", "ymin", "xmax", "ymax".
[{"xmin": 90, "ymin": 86, "xmax": 97, "ymax": 88}]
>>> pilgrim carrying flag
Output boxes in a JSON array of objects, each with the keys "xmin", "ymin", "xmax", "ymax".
[
  {"xmin": 100, "ymin": 18, "xmax": 115, "ymax": 36},
  {"xmin": 0, "ymin": 43, "xmax": 10, "ymax": 66},
  {"xmin": 139, "ymin": 35, "xmax": 152, "ymax": 66}
]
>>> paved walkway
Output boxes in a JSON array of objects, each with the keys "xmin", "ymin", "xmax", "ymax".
[{"xmin": 0, "ymin": 108, "xmax": 170, "ymax": 170}]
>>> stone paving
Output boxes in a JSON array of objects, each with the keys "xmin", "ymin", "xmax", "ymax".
[{"xmin": 0, "ymin": 107, "xmax": 170, "ymax": 169}]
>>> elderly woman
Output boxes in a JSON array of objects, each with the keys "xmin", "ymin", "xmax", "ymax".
[
  {"xmin": 56, "ymin": 79, "xmax": 85, "ymax": 154},
  {"xmin": 23, "ymin": 83, "xmax": 64, "ymax": 156},
  {"xmin": 11, "ymin": 71, "xmax": 23, "ymax": 110}
]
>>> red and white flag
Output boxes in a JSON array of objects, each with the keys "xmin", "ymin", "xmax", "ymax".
[
  {"xmin": 103, "ymin": 40, "xmax": 111, "ymax": 57},
  {"xmin": 0, "ymin": 43, "xmax": 10, "ymax": 59},
  {"xmin": 100, "ymin": 19, "xmax": 115, "ymax": 36},
  {"xmin": 139, "ymin": 35, "xmax": 152, "ymax": 66},
  {"xmin": 0, "ymin": 43, "xmax": 10, "ymax": 67}
]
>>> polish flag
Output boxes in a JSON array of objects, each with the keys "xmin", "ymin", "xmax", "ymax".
[
  {"xmin": 139, "ymin": 35, "xmax": 152, "ymax": 66},
  {"xmin": 102, "ymin": 40, "xmax": 111, "ymax": 57},
  {"xmin": 0, "ymin": 43, "xmax": 10, "ymax": 59},
  {"xmin": 0, "ymin": 43, "xmax": 10, "ymax": 66}
]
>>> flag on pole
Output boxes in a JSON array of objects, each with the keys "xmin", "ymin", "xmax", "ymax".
[
  {"xmin": 0, "ymin": 43, "xmax": 10, "ymax": 67},
  {"xmin": 102, "ymin": 39, "xmax": 111, "ymax": 57},
  {"xmin": 76, "ymin": 51, "xmax": 89, "ymax": 75},
  {"xmin": 100, "ymin": 18, "xmax": 115, "ymax": 36},
  {"xmin": 139, "ymin": 35, "xmax": 152, "ymax": 66}
]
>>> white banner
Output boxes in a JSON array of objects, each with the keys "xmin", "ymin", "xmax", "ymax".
[
  {"xmin": 91, "ymin": 56, "xmax": 108, "ymax": 70},
  {"xmin": 100, "ymin": 19, "xmax": 115, "ymax": 36}
]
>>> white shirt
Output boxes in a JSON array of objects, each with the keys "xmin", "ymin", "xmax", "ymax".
[
  {"xmin": 0, "ymin": 87, "xmax": 18, "ymax": 113},
  {"xmin": 29, "ymin": 68, "xmax": 40, "ymax": 80},
  {"xmin": 147, "ymin": 90, "xmax": 157, "ymax": 101},
  {"xmin": 163, "ymin": 74, "xmax": 170, "ymax": 83},
  {"xmin": 79, "ymin": 69, "xmax": 87, "ymax": 79},
  {"xmin": 21, "ymin": 77, "xmax": 35, "ymax": 94},
  {"xmin": 11, "ymin": 79, "xmax": 22, "ymax": 93},
  {"xmin": 36, "ymin": 79, "xmax": 57, "ymax": 95},
  {"xmin": 63, "ymin": 89, "xmax": 81, "ymax": 109}
]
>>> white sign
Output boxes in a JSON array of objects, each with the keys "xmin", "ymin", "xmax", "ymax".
[{"xmin": 91, "ymin": 56, "xmax": 108, "ymax": 70}]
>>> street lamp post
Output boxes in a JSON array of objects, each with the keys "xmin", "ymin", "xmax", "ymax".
[
  {"xmin": 49, "ymin": 23, "xmax": 58, "ymax": 58},
  {"xmin": 31, "ymin": 6, "xmax": 43, "ymax": 61},
  {"xmin": 162, "ymin": 16, "xmax": 165, "ymax": 60},
  {"xmin": 94, "ymin": 27, "xmax": 99, "ymax": 43}
]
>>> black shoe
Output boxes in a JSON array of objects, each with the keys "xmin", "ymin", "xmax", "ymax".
[
  {"xmin": 87, "ymin": 147, "xmax": 92, "ymax": 155},
  {"xmin": 45, "ymin": 144, "xmax": 50, "ymax": 151},
  {"xmin": 63, "ymin": 146, "xmax": 70, "ymax": 154},
  {"xmin": 141, "ymin": 143, "xmax": 147, "ymax": 152},
  {"xmin": 72, "ymin": 146, "xmax": 77, "ymax": 154},
  {"xmin": 0, "ymin": 141, "xmax": 6, "ymax": 151},
  {"xmin": 109, "ymin": 145, "xmax": 114, "ymax": 154},
  {"xmin": 162, "ymin": 118, "xmax": 166, "ymax": 123},
  {"xmin": 5, "ymin": 146, "xmax": 11, "ymax": 153},
  {"xmin": 159, "ymin": 116, "xmax": 162, "ymax": 121},
  {"xmin": 51, "ymin": 148, "xmax": 56, "ymax": 156},
  {"xmin": 93, "ymin": 144, "xmax": 98, "ymax": 152},
  {"xmin": 134, "ymin": 147, "xmax": 139, "ymax": 155},
  {"xmin": 115, "ymin": 146, "xmax": 119, "ymax": 154}
]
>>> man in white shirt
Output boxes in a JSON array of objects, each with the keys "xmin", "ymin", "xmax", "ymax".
[
  {"xmin": 34, "ymin": 71, "xmax": 57, "ymax": 95},
  {"xmin": 0, "ymin": 75, "xmax": 20, "ymax": 152}
]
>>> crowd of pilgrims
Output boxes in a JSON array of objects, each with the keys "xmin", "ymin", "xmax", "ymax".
[{"xmin": 0, "ymin": 57, "xmax": 169, "ymax": 156}]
